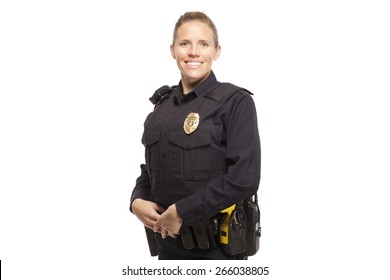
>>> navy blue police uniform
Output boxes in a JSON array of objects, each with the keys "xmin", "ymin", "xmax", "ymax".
[{"xmin": 130, "ymin": 71, "xmax": 261, "ymax": 259}]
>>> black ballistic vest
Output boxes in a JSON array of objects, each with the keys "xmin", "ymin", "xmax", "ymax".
[{"xmin": 142, "ymin": 83, "xmax": 250, "ymax": 207}]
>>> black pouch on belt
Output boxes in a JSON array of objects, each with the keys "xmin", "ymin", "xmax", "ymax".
[
  {"xmin": 244, "ymin": 194, "xmax": 261, "ymax": 256},
  {"xmin": 180, "ymin": 218, "xmax": 218, "ymax": 250},
  {"xmin": 179, "ymin": 225, "xmax": 196, "ymax": 250},
  {"xmin": 192, "ymin": 219, "xmax": 217, "ymax": 249},
  {"xmin": 220, "ymin": 207, "xmax": 248, "ymax": 256}
]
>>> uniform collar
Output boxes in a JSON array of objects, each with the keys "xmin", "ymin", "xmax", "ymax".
[{"xmin": 174, "ymin": 71, "xmax": 219, "ymax": 104}]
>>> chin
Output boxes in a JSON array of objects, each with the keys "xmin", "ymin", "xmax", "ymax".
[
  {"xmin": 184, "ymin": 71, "xmax": 209, "ymax": 82},
  {"xmin": 186, "ymin": 75, "xmax": 206, "ymax": 85}
]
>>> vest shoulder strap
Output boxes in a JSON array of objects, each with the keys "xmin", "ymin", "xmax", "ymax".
[{"xmin": 204, "ymin": 82, "xmax": 252, "ymax": 102}]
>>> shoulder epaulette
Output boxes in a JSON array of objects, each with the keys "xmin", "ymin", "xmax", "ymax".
[{"xmin": 204, "ymin": 83, "xmax": 252, "ymax": 102}]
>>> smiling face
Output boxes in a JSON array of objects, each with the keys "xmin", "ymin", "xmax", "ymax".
[{"xmin": 170, "ymin": 20, "xmax": 221, "ymax": 94}]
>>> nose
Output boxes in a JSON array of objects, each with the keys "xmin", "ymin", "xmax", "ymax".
[{"xmin": 188, "ymin": 44, "xmax": 200, "ymax": 56}]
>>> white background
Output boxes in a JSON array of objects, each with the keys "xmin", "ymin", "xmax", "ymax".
[{"xmin": 1, "ymin": 0, "xmax": 389, "ymax": 279}]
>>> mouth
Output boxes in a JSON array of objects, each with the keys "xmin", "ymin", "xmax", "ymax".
[{"xmin": 185, "ymin": 61, "xmax": 203, "ymax": 68}]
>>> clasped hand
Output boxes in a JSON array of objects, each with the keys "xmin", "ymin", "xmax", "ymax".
[{"xmin": 131, "ymin": 198, "xmax": 183, "ymax": 239}]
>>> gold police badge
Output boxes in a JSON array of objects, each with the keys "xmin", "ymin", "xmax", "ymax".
[{"xmin": 183, "ymin": 112, "xmax": 200, "ymax": 135}]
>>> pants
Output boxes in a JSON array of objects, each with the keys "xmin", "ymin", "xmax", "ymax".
[{"xmin": 156, "ymin": 234, "xmax": 247, "ymax": 260}]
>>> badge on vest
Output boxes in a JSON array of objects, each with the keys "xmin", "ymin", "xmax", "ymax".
[{"xmin": 183, "ymin": 112, "xmax": 200, "ymax": 135}]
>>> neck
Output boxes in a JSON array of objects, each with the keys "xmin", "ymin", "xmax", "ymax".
[
  {"xmin": 181, "ymin": 72, "xmax": 210, "ymax": 95},
  {"xmin": 182, "ymin": 84, "xmax": 195, "ymax": 95}
]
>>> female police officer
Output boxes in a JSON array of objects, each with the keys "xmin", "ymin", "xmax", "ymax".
[{"xmin": 130, "ymin": 11, "xmax": 261, "ymax": 260}]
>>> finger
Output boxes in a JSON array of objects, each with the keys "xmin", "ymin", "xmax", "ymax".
[
  {"xmin": 134, "ymin": 210, "xmax": 159, "ymax": 226},
  {"xmin": 148, "ymin": 212, "xmax": 161, "ymax": 221},
  {"xmin": 142, "ymin": 218, "xmax": 160, "ymax": 229},
  {"xmin": 144, "ymin": 221, "xmax": 156, "ymax": 230},
  {"xmin": 153, "ymin": 223, "xmax": 163, "ymax": 233},
  {"xmin": 168, "ymin": 231, "xmax": 177, "ymax": 239},
  {"xmin": 154, "ymin": 216, "xmax": 163, "ymax": 228},
  {"xmin": 144, "ymin": 224, "xmax": 155, "ymax": 231}
]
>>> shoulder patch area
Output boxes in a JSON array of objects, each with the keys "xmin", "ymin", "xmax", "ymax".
[{"xmin": 204, "ymin": 82, "xmax": 252, "ymax": 102}]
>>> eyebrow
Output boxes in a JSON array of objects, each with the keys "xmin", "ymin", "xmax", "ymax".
[{"xmin": 177, "ymin": 39, "xmax": 211, "ymax": 44}]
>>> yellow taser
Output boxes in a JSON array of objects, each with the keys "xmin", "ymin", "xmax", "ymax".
[{"xmin": 219, "ymin": 204, "xmax": 236, "ymax": 244}]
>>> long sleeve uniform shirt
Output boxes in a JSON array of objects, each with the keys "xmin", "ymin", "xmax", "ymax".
[{"xmin": 130, "ymin": 71, "xmax": 261, "ymax": 226}]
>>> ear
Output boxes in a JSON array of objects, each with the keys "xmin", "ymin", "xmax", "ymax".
[
  {"xmin": 170, "ymin": 44, "xmax": 176, "ymax": 59},
  {"xmin": 214, "ymin": 44, "xmax": 221, "ymax": 61}
]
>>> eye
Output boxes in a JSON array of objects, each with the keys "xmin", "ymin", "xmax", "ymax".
[{"xmin": 179, "ymin": 42, "xmax": 189, "ymax": 47}]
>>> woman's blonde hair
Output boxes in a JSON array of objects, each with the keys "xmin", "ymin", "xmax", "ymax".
[{"xmin": 173, "ymin": 11, "xmax": 219, "ymax": 47}]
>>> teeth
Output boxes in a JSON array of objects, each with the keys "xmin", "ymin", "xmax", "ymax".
[{"xmin": 187, "ymin": 62, "xmax": 201, "ymax": 65}]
